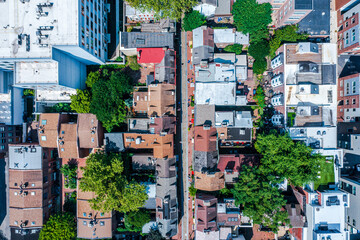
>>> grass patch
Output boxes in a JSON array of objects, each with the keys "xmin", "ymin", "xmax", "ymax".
[{"xmin": 314, "ymin": 158, "xmax": 335, "ymax": 191}]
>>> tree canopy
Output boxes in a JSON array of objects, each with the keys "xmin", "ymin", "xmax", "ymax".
[
  {"xmin": 79, "ymin": 151, "xmax": 148, "ymax": 213},
  {"xmin": 70, "ymin": 89, "xmax": 91, "ymax": 113},
  {"xmin": 39, "ymin": 213, "xmax": 76, "ymax": 240},
  {"xmin": 255, "ymin": 133, "xmax": 324, "ymax": 186},
  {"xmin": 183, "ymin": 10, "xmax": 206, "ymax": 32},
  {"xmin": 146, "ymin": 227, "xmax": 165, "ymax": 240},
  {"xmin": 269, "ymin": 25, "xmax": 308, "ymax": 58},
  {"xmin": 124, "ymin": 210, "xmax": 151, "ymax": 232},
  {"xmin": 232, "ymin": 166, "xmax": 289, "ymax": 233},
  {"xmin": 231, "ymin": 133, "xmax": 325, "ymax": 232},
  {"xmin": 232, "ymin": 0, "xmax": 272, "ymax": 35},
  {"xmin": 70, "ymin": 69, "xmax": 133, "ymax": 132},
  {"xmin": 90, "ymin": 70, "xmax": 133, "ymax": 132},
  {"xmin": 253, "ymin": 58, "xmax": 268, "ymax": 75},
  {"xmin": 126, "ymin": 0, "xmax": 198, "ymax": 20},
  {"xmin": 248, "ymin": 39, "xmax": 270, "ymax": 60},
  {"xmin": 224, "ymin": 44, "xmax": 243, "ymax": 55}
]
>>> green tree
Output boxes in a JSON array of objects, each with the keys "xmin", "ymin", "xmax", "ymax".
[
  {"xmin": 127, "ymin": 56, "xmax": 141, "ymax": 71},
  {"xmin": 48, "ymin": 103, "xmax": 72, "ymax": 113},
  {"xmin": 70, "ymin": 89, "xmax": 91, "ymax": 113},
  {"xmin": 253, "ymin": 58, "xmax": 267, "ymax": 75},
  {"xmin": 39, "ymin": 213, "xmax": 76, "ymax": 240},
  {"xmin": 253, "ymin": 86, "xmax": 266, "ymax": 109},
  {"xmin": 23, "ymin": 89, "xmax": 35, "ymax": 96},
  {"xmin": 146, "ymin": 227, "xmax": 165, "ymax": 240},
  {"xmin": 86, "ymin": 71, "xmax": 101, "ymax": 88},
  {"xmin": 124, "ymin": 210, "xmax": 151, "ymax": 232},
  {"xmin": 60, "ymin": 164, "xmax": 77, "ymax": 189},
  {"xmin": 183, "ymin": 10, "xmax": 206, "ymax": 32},
  {"xmin": 255, "ymin": 133, "xmax": 324, "ymax": 186},
  {"xmin": 90, "ymin": 71, "xmax": 133, "ymax": 132},
  {"xmin": 63, "ymin": 192, "xmax": 77, "ymax": 215},
  {"xmin": 248, "ymin": 39, "xmax": 270, "ymax": 59},
  {"xmin": 231, "ymin": 166, "xmax": 289, "ymax": 233},
  {"xmin": 79, "ymin": 151, "xmax": 148, "ymax": 213},
  {"xmin": 189, "ymin": 184, "xmax": 197, "ymax": 197},
  {"xmin": 224, "ymin": 44, "xmax": 243, "ymax": 55},
  {"xmin": 232, "ymin": 0, "xmax": 272, "ymax": 35},
  {"xmin": 269, "ymin": 25, "xmax": 308, "ymax": 58},
  {"xmin": 126, "ymin": 0, "xmax": 197, "ymax": 20}
]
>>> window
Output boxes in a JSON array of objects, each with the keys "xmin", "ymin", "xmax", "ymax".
[
  {"xmin": 8, "ymin": 138, "xmax": 12, "ymax": 143},
  {"xmin": 353, "ymin": 18, "xmax": 356, "ymax": 24},
  {"xmin": 83, "ymin": 212, "xmax": 86, "ymax": 217},
  {"xmin": 100, "ymin": 212, "xmax": 104, "ymax": 217},
  {"xmin": 43, "ymin": 176, "xmax": 48, "ymax": 183},
  {"xmin": 31, "ymin": 192, "xmax": 35, "ymax": 196},
  {"xmin": 353, "ymin": 81, "xmax": 356, "ymax": 94},
  {"xmin": 346, "ymin": 82, "xmax": 350, "ymax": 94},
  {"xmin": 8, "ymin": 133, "xmax": 12, "ymax": 137},
  {"xmin": 61, "ymin": 131, "xmax": 65, "ymax": 134},
  {"xmin": 353, "ymin": 186, "xmax": 356, "ymax": 195},
  {"xmin": 14, "ymin": 192, "xmax": 18, "ymax": 196},
  {"xmin": 31, "ymin": 221, "xmax": 35, "ymax": 226},
  {"xmin": 83, "ymin": 221, "xmax": 87, "ymax": 225},
  {"xmin": 1, "ymin": 139, "xmax": 6, "ymax": 143},
  {"xmin": 353, "ymin": 98, "xmax": 356, "ymax": 104},
  {"xmin": 348, "ymin": 216, "xmax": 350, "ymax": 222},
  {"xmin": 8, "ymin": 126, "xmax": 12, "ymax": 131},
  {"xmin": 340, "ymin": 80, "xmax": 343, "ymax": 87},
  {"xmin": 31, "ymin": 183, "xmax": 35, "ymax": 187},
  {"xmin": 354, "ymin": 108, "xmax": 357, "ymax": 111},
  {"xmin": 61, "ymin": 148, "xmax": 64, "ymax": 152},
  {"xmin": 14, "ymin": 183, "xmax": 17, "ymax": 186},
  {"xmin": 354, "ymin": 219, "xmax": 356, "ymax": 226},
  {"xmin": 41, "ymin": 120, "xmax": 47, "ymax": 125},
  {"xmin": 91, "ymin": 138, "xmax": 94, "ymax": 142},
  {"xmin": 346, "ymin": 22, "xmax": 349, "ymax": 27},
  {"xmin": 100, "ymin": 221, "xmax": 105, "ymax": 226},
  {"xmin": 353, "ymin": 29, "xmax": 356, "ymax": 41},
  {"xmin": 0, "ymin": 127, "xmax": 4, "ymax": 132},
  {"xmin": 14, "ymin": 221, "xmax": 18, "ymax": 225},
  {"xmin": 41, "ymin": 136, "xmax": 46, "ymax": 141},
  {"xmin": 346, "ymin": 99, "xmax": 350, "ymax": 105}
]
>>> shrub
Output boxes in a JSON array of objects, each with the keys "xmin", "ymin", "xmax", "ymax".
[
  {"xmin": 183, "ymin": 10, "xmax": 206, "ymax": 32},
  {"xmin": 253, "ymin": 58, "xmax": 267, "ymax": 75},
  {"xmin": 224, "ymin": 44, "xmax": 243, "ymax": 55}
]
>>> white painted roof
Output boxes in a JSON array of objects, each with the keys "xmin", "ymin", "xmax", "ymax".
[
  {"xmin": 15, "ymin": 61, "xmax": 58, "ymax": 84},
  {"xmin": 0, "ymin": 0, "xmax": 79, "ymax": 59},
  {"xmin": 195, "ymin": 81, "xmax": 236, "ymax": 105}
]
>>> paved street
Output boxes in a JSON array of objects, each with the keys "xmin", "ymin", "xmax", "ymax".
[{"xmin": 180, "ymin": 30, "xmax": 190, "ymax": 240}]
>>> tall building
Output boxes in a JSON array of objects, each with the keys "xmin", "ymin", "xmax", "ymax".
[
  {"xmin": 302, "ymin": 189, "xmax": 350, "ymax": 240},
  {"xmin": 0, "ymin": 0, "xmax": 110, "ymax": 88},
  {"xmin": 0, "ymin": 0, "xmax": 111, "ymax": 117},
  {"xmin": 8, "ymin": 144, "xmax": 59, "ymax": 240},
  {"xmin": 337, "ymin": 0, "xmax": 360, "ymax": 54}
]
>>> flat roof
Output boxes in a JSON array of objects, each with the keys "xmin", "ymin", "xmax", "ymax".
[
  {"xmin": 15, "ymin": 61, "xmax": 58, "ymax": 85},
  {"xmin": 9, "ymin": 145, "xmax": 42, "ymax": 170},
  {"xmin": 195, "ymin": 82, "xmax": 236, "ymax": 105},
  {"xmin": 0, "ymin": 0, "xmax": 79, "ymax": 59},
  {"xmin": 120, "ymin": 32, "xmax": 174, "ymax": 49}
]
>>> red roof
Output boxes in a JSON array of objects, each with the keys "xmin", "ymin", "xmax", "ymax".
[
  {"xmin": 217, "ymin": 154, "xmax": 260, "ymax": 172},
  {"xmin": 137, "ymin": 48, "xmax": 165, "ymax": 64},
  {"xmin": 289, "ymin": 228, "xmax": 303, "ymax": 240},
  {"xmin": 194, "ymin": 126, "xmax": 217, "ymax": 152}
]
